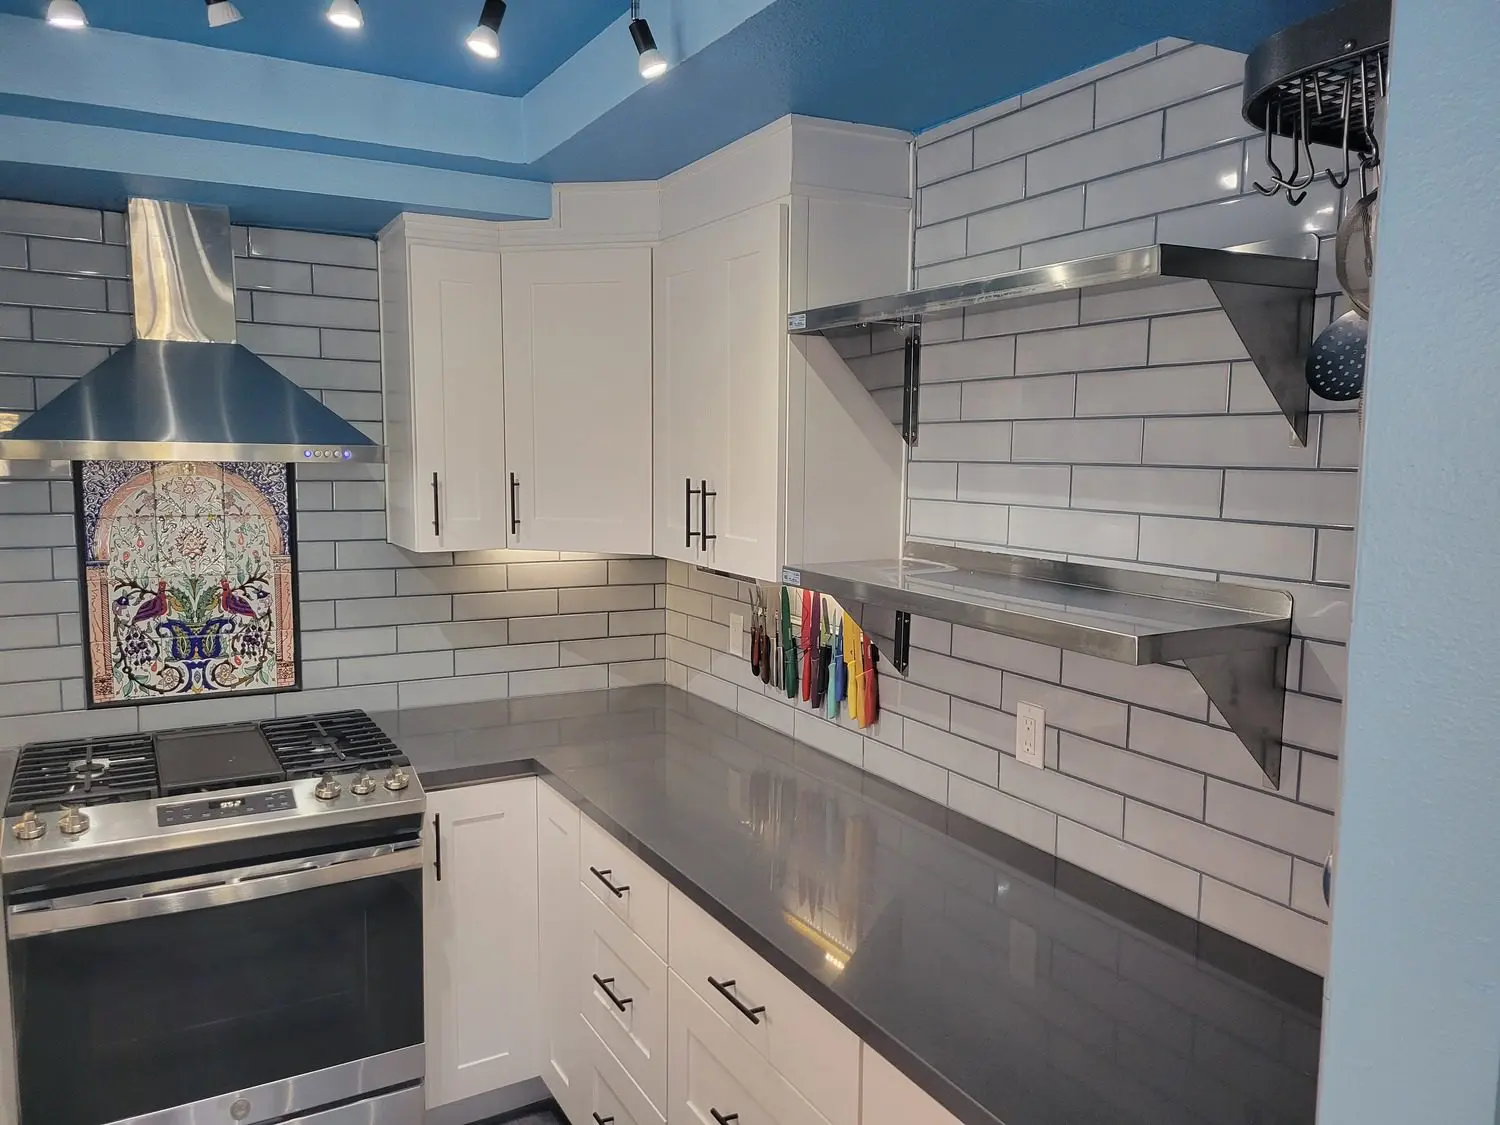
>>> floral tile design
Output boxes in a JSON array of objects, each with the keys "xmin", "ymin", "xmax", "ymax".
[{"xmin": 76, "ymin": 461, "xmax": 300, "ymax": 707}]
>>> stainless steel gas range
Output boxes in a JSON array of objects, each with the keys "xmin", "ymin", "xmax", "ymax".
[{"xmin": 0, "ymin": 711, "xmax": 426, "ymax": 1125}]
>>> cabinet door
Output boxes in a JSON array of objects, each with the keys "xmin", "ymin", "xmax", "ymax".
[
  {"xmin": 503, "ymin": 247, "xmax": 653, "ymax": 554},
  {"xmin": 859, "ymin": 1046, "xmax": 963, "ymax": 1125},
  {"xmin": 424, "ymin": 779, "xmax": 539, "ymax": 1108},
  {"xmin": 654, "ymin": 205, "xmax": 787, "ymax": 577},
  {"xmin": 537, "ymin": 782, "xmax": 585, "ymax": 1122},
  {"xmin": 408, "ymin": 241, "xmax": 508, "ymax": 552}
]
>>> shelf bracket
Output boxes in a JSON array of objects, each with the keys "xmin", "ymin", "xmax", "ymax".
[
  {"xmin": 900, "ymin": 324, "xmax": 922, "ymax": 447},
  {"xmin": 1208, "ymin": 280, "xmax": 1314, "ymax": 446},
  {"xmin": 1183, "ymin": 643, "xmax": 1289, "ymax": 787}
]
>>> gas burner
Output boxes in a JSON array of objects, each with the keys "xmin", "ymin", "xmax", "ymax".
[
  {"xmin": 261, "ymin": 712, "xmax": 405, "ymax": 780},
  {"xmin": 69, "ymin": 757, "xmax": 114, "ymax": 780}
]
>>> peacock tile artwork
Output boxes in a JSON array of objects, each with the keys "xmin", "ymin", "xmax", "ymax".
[{"xmin": 75, "ymin": 461, "xmax": 301, "ymax": 707}]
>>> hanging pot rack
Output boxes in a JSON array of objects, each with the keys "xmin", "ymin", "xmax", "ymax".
[{"xmin": 1242, "ymin": 0, "xmax": 1391, "ymax": 205}]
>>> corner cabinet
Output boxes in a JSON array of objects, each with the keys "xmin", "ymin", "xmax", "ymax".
[
  {"xmin": 380, "ymin": 213, "xmax": 654, "ymax": 555},
  {"xmin": 652, "ymin": 118, "xmax": 913, "ymax": 581},
  {"xmin": 423, "ymin": 779, "xmax": 540, "ymax": 1109}
]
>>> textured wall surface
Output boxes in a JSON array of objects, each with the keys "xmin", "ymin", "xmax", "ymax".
[
  {"xmin": 667, "ymin": 40, "xmax": 1357, "ymax": 975},
  {"xmin": 1317, "ymin": 0, "xmax": 1500, "ymax": 1121},
  {"xmin": 0, "ymin": 201, "xmax": 665, "ymax": 746}
]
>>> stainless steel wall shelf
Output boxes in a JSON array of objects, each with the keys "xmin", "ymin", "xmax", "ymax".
[
  {"xmin": 784, "ymin": 544, "xmax": 1292, "ymax": 785},
  {"xmin": 788, "ymin": 243, "xmax": 1318, "ymax": 444}
]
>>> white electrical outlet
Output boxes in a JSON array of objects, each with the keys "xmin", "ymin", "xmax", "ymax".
[
  {"xmin": 728, "ymin": 613, "xmax": 745, "ymax": 657},
  {"xmin": 1015, "ymin": 702, "xmax": 1045, "ymax": 769}
]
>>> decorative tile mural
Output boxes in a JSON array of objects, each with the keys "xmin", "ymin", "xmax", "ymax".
[{"xmin": 75, "ymin": 461, "xmax": 300, "ymax": 706}]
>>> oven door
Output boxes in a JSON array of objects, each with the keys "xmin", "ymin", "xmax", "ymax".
[{"xmin": 5, "ymin": 842, "xmax": 424, "ymax": 1125}]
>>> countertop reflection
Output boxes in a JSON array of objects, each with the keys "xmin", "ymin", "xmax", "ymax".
[{"xmin": 377, "ymin": 686, "xmax": 1320, "ymax": 1125}]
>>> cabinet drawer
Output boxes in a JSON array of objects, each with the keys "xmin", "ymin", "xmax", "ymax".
[
  {"xmin": 667, "ymin": 890, "xmax": 859, "ymax": 1125},
  {"xmin": 668, "ymin": 972, "xmax": 830, "ymax": 1125},
  {"xmin": 580, "ymin": 815, "xmax": 669, "ymax": 958},
  {"xmin": 580, "ymin": 1016, "xmax": 665, "ymax": 1125},
  {"xmin": 860, "ymin": 1045, "xmax": 963, "ymax": 1125},
  {"xmin": 581, "ymin": 886, "xmax": 668, "ymax": 1113}
]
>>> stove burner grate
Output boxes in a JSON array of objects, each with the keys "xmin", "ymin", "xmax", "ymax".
[{"xmin": 6, "ymin": 734, "xmax": 160, "ymax": 816}]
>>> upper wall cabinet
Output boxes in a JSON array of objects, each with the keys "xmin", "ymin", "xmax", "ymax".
[
  {"xmin": 380, "ymin": 193, "xmax": 658, "ymax": 554},
  {"xmin": 652, "ymin": 117, "xmax": 914, "ymax": 581}
]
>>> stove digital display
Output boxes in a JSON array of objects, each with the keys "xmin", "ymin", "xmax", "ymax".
[{"xmin": 157, "ymin": 789, "xmax": 296, "ymax": 827}]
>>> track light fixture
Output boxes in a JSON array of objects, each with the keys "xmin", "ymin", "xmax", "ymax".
[
  {"xmin": 206, "ymin": 0, "xmax": 243, "ymax": 27},
  {"xmin": 45, "ymin": 0, "xmax": 87, "ymax": 29},
  {"xmin": 629, "ymin": 0, "xmax": 667, "ymax": 79},
  {"xmin": 466, "ymin": 0, "xmax": 506, "ymax": 60},
  {"xmin": 326, "ymin": 0, "xmax": 364, "ymax": 30}
]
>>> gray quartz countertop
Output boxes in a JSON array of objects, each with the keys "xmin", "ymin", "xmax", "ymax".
[{"xmin": 375, "ymin": 685, "xmax": 1320, "ymax": 1125}]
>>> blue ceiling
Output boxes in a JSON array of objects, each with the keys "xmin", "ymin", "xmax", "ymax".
[
  {"xmin": 0, "ymin": 0, "xmax": 1340, "ymax": 232},
  {"xmin": 0, "ymin": 0, "xmax": 628, "ymax": 96}
]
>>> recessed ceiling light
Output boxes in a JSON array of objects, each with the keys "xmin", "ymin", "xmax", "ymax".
[
  {"xmin": 630, "ymin": 3, "xmax": 667, "ymax": 80},
  {"xmin": 326, "ymin": 0, "xmax": 364, "ymax": 30},
  {"xmin": 466, "ymin": 0, "xmax": 506, "ymax": 60},
  {"xmin": 205, "ymin": 0, "xmax": 243, "ymax": 28},
  {"xmin": 45, "ymin": 0, "xmax": 87, "ymax": 29}
]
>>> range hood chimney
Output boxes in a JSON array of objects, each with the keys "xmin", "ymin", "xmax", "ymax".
[{"xmin": 0, "ymin": 199, "xmax": 382, "ymax": 464}]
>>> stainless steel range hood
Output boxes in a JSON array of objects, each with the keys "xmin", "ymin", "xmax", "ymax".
[{"xmin": 0, "ymin": 199, "xmax": 382, "ymax": 464}]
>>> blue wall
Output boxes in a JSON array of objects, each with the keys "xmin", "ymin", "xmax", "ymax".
[{"xmin": 1317, "ymin": 1, "xmax": 1500, "ymax": 1121}]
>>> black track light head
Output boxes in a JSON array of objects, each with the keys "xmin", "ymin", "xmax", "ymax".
[{"xmin": 467, "ymin": 0, "xmax": 507, "ymax": 60}]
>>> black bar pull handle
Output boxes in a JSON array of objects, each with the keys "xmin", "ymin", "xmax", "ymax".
[
  {"xmin": 685, "ymin": 478, "xmax": 700, "ymax": 549},
  {"xmin": 710, "ymin": 1111, "xmax": 739, "ymax": 1125},
  {"xmin": 589, "ymin": 866, "xmax": 630, "ymax": 898},
  {"xmin": 707, "ymin": 977, "xmax": 765, "ymax": 1025},
  {"xmin": 700, "ymin": 480, "xmax": 717, "ymax": 546},
  {"xmin": 431, "ymin": 472, "xmax": 441, "ymax": 537},
  {"xmin": 509, "ymin": 472, "xmax": 521, "ymax": 536},
  {"xmin": 593, "ymin": 1116, "xmax": 615, "ymax": 1125},
  {"xmin": 432, "ymin": 813, "xmax": 443, "ymax": 882},
  {"xmin": 592, "ymin": 974, "xmax": 633, "ymax": 1012}
]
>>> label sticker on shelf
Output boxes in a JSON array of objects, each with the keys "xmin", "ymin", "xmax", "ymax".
[
  {"xmin": 782, "ymin": 568, "xmax": 801, "ymax": 585},
  {"xmin": 787, "ymin": 313, "xmax": 807, "ymax": 331}
]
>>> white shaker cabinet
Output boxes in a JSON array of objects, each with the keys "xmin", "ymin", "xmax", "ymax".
[
  {"xmin": 537, "ymin": 781, "xmax": 586, "ymax": 1122},
  {"xmin": 381, "ymin": 226, "xmax": 509, "ymax": 553},
  {"xmin": 424, "ymin": 779, "xmax": 540, "ymax": 1108},
  {"xmin": 859, "ymin": 1045, "xmax": 964, "ymax": 1125},
  {"xmin": 653, "ymin": 204, "xmax": 787, "ymax": 578},
  {"xmin": 502, "ymin": 246, "xmax": 654, "ymax": 555},
  {"xmin": 651, "ymin": 117, "xmax": 912, "ymax": 581}
]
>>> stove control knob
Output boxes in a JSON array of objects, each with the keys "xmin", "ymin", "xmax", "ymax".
[
  {"xmin": 349, "ymin": 772, "xmax": 376, "ymax": 797},
  {"xmin": 57, "ymin": 806, "xmax": 90, "ymax": 837},
  {"xmin": 12, "ymin": 811, "xmax": 44, "ymax": 841},
  {"xmin": 314, "ymin": 773, "xmax": 342, "ymax": 801},
  {"xmin": 383, "ymin": 766, "xmax": 410, "ymax": 792}
]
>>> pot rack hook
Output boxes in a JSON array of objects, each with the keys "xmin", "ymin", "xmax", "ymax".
[
  {"xmin": 1252, "ymin": 109, "xmax": 1290, "ymax": 197},
  {"xmin": 1326, "ymin": 77, "xmax": 1354, "ymax": 190}
]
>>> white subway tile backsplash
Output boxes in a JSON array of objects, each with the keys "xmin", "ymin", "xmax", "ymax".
[
  {"xmin": 1198, "ymin": 878, "xmax": 1327, "ymax": 973},
  {"xmin": 1143, "ymin": 415, "xmax": 1320, "ymax": 468},
  {"xmin": 915, "ymin": 218, "xmax": 967, "ymax": 266},
  {"xmin": 967, "ymin": 188, "xmax": 1085, "ymax": 256},
  {"xmin": 909, "ymin": 421, "xmax": 1013, "ymax": 462},
  {"xmin": 1148, "ymin": 310, "xmax": 1249, "ymax": 365},
  {"xmin": 1012, "ymin": 418, "xmax": 1143, "ymax": 464},
  {"xmin": 956, "ymin": 463, "xmax": 1071, "ymax": 509},
  {"xmin": 1079, "ymin": 279, "xmax": 1218, "ymax": 324},
  {"xmin": 1021, "ymin": 42, "xmax": 1159, "ymax": 107},
  {"xmin": 905, "ymin": 649, "xmax": 1004, "ymax": 707},
  {"xmin": 1009, "ymin": 505, "xmax": 1139, "ymax": 559},
  {"xmin": 1298, "ymin": 752, "xmax": 1340, "ymax": 812},
  {"xmin": 1002, "ymin": 674, "xmax": 1130, "ymax": 744},
  {"xmin": 1138, "ymin": 515, "xmax": 1314, "ymax": 580},
  {"xmin": 1222, "ymin": 470, "xmax": 1360, "ymax": 527},
  {"xmin": 1056, "ymin": 820, "xmax": 1201, "ymax": 916},
  {"xmin": 1015, "ymin": 320, "xmax": 1150, "ymax": 375},
  {"xmin": 1093, "ymin": 44, "xmax": 1243, "ymax": 126},
  {"xmin": 1125, "ymin": 800, "xmax": 1290, "ymax": 901},
  {"xmin": 1155, "ymin": 178, "xmax": 1341, "ymax": 248},
  {"xmin": 1058, "ymin": 734, "xmax": 1205, "ymax": 818},
  {"xmin": 1205, "ymin": 780, "xmax": 1335, "ymax": 862},
  {"xmin": 1315, "ymin": 529, "xmax": 1356, "ymax": 584},
  {"xmin": 1026, "ymin": 113, "xmax": 1165, "ymax": 196},
  {"xmin": 1290, "ymin": 860, "xmax": 1331, "ymax": 921},
  {"xmin": 921, "ymin": 159, "xmax": 1025, "ymax": 225},
  {"xmin": 949, "ymin": 774, "xmax": 1058, "ymax": 852},
  {"xmin": 1070, "ymin": 466, "xmax": 1222, "ymax": 518},
  {"xmin": 961, "ymin": 373, "xmax": 1077, "ymax": 420},
  {"xmin": 1283, "ymin": 693, "xmax": 1344, "ymax": 756},
  {"xmin": 1301, "ymin": 641, "xmax": 1348, "ymax": 699},
  {"xmin": 1075, "ymin": 363, "xmax": 1230, "ymax": 417},
  {"xmin": 1002, "ymin": 757, "xmax": 1124, "ymax": 834},
  {"xmin": 1061, "ymin": 652, "xmax": 1207, "ymax": 719},
  {"xmin": 1018, "ymin": 218, "xmax": 1157, "ymax": 269},
  {"xmin": 915, "ymin": 248, "xmax": 1022, "ymax": 289},
  {"xmin": 923, "ymin": 336, "xmax": 1016, "ymax": 382},
  {"xmin": 1129, "ymin": 707, "xmax": 1285, "ymax": 792},
  {"xmin": 974, "ymin": 88, "xmax": 1094, "ymax": 168},
  {"xmin": 1319, "ymin": 413, "xmax": 1363, "ymax": 469},
  {"xmin": 965, "ymin": 293, "xmax": 1080, "ymax": 339},
  {"xmin": 1085, "ymin": 144, "xmax": 1243, "ymax": 228},
  {"xmin": 917, "ymin": 131, "xmax": 974, "ymax": 186},
  {"xmin": 1162, "ymin": 86, "xmax": 1257, "ymax": 157},
  {"xmin": 908, "ymin": 462, "xmax": 958, "ymax": 501},
  {"xmin": 907, "ymin": 499, "xmax": 1010, "ymax": 543},
  {"xmin": 952, "ymin": 625, "xmax": 1061, "ymax": 682},
  {"xmin": 863, "ymin": 742, "xmax": 949, "ymax": 803}
]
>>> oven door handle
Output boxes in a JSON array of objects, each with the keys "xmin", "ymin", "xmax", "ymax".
[{"xmin": 6, "ymin": 843, "xmax": 423, "ymax": 939}]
